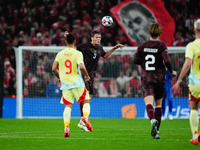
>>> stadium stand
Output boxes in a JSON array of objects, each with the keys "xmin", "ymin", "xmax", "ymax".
[{"xmin": 1, "ymin": 0, "xmax": 199, "ymax": 97}]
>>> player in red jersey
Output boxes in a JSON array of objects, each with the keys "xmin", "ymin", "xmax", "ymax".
[
  {"xmin": 64, "ymin": 30, "xmax": 124, "ymax": 131},
  {"xmin": 133, "ymin": 23, "xmax": 177, "ymax": 139}
]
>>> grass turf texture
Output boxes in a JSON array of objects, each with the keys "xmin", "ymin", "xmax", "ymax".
[{"xmin": 0, "ymin": 119, "xmax": 199, "ymax": 150}]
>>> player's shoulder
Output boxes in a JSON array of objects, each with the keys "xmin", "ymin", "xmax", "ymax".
[
  {"xmin": 57, "ymin": 48, "xmax": 67, "ymax": 55},
  {"xmin": 98, "ymin": 44, "xmax": 104, "ymax": 49},
  {"xmin": 73, "ymin": 49, "xmax": 83, "ymax": 58},
  {"xmin": 158, "ymin": 41, "xmax": 167, "ymax": 50},
  {"xmin": 138, "ymin": 40, "xmax": 166, "ymax": 52},
  {"xmin": 144, "ymin": 40, "xmax": 165, "ymax": 46},
  {"xmin": 186, "ymin": 40, "xmax": 195, "ymax": 51},
  {"xmin": 137, "ymin": 40, "xmax": 154, "ymax": 49},
  {"xmin": 187, "ymin": 39, "xmax": 199, "ymax": 48},
  {"xmin": 77, "ymin": 43, "xmax": 90, "ymax": 49},
  {"xmin": 76, "ymin": 50, "xmax": 82, "ymax": 55}
]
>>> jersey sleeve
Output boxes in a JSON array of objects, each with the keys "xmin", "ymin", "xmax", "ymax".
[
  {"xmin": 101, "ymin": 47, "xmax": 106, "ymax": 57},
  {"xmin": 161, "ymin": 49, "xmax": 173, "ymax": 74},
  {"xmin": 77, "ymin": 52, "xmax": 84, "ymax": 65},
  {"xmin": 185, "ymin": 43, "xmax": 193, "ymax": 59},
  {"xmin": 55, "ymin": 53, "xmax": 59, "ymax": 62}
]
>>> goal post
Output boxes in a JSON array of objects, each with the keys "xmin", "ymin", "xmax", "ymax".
[
  {"xmin": 14, "ymin": 46, "xmax": 187, "ymax": 119},
  {"xmin": 14, "ymin": 46, "xmax": 66, "ymax": 119}
]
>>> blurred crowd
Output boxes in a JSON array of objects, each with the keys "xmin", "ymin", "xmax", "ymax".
[{"xmin": 1, "ymin": 0, "xmax": 198, "ymax": 97}]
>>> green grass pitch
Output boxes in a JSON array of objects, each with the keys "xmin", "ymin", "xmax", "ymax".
[{"xmin": 0, "ymin": 118, "xmax": 199, "ymax": 150}]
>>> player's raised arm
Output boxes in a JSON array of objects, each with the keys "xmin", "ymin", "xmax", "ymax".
[
  {"xmin": 64, "ymin": 31, "xmax": 69, "ymax": 37},
  {"xmin": 103, "ymin": 43, "xmax": 124, "ymax": 58}
]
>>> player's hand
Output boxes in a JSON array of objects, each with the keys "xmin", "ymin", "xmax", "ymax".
[
  {"xmin": 114, "ymin": 44, "xmax": 124, "ymax": 49},
  {"xmin": 84, "ymin": 76, "xmax": 90, "ymax": 82},
  {"xmin": 64, "ymin": 31, "xmax": 69, "ymax": 37},
  {"xmin": 58, "ymin": 79, "xmax": 61, "ymax": 87},
  {"xmin": 172, "ymin": 71, "xmax": 177, "ymax": 77},
  {"xmin": 172, "ymin": 79, "xmax": 181, "ymax": 91}
]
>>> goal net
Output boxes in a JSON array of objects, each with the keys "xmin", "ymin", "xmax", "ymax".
[{"xmin": 14, "ymin": 46, "xmax": 189, "ymax": 119}]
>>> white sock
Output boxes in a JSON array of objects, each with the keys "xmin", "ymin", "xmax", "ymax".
[
  {"xmin": 193, "ymin": 132, "xmax": 198, "ymax": 140},
  {"xmin": 190, "ymin": 110, "xmax": 199, "ymax": 135},
  {"xmin": 151, "ymin": 119, "xmax": 155, "ymax": 125},
  {"xmin": 63, "ymin": 106, "xmax": 71, "ymax": 127},
  {"xmin": 83, "ymin": 103, "xmax": 90, "ymax": 118},
  {"xmin": 65, "ymin": 126, "xmax": 69, "ymax": 131}
]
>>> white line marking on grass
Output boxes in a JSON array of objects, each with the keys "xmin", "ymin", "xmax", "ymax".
[
  {"xmin": 0, "ymin": 131, "xmax": 62, "ymax": 134},
  {"xmin": 0, "ymin": 128, "xmax": 190, "ymax": 135},
  {"xmin": 0, "ymin": 136, "xmax": 190, "ymax": 141}
]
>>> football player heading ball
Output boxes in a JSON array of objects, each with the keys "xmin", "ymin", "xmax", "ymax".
[{"xmin": 64, "ymin": 30, "xmax": 124, "ymax": 131}]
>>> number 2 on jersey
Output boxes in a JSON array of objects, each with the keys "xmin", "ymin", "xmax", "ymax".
[
  {"xmin": 65, "ymin": 60, "xmax": 72, "ymax": 74},
  {"xmin": 145, "ymin": 55, "xmax": 155, "ymax": 71}
]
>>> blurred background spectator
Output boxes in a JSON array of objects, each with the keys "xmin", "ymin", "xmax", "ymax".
[{"xmin": 46, "ymin": 76, "xmax": 62, "ymax": 97}]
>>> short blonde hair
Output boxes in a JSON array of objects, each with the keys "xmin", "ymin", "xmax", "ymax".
[{"xmin": 194, "ymin": 19, "xmax": 200, "ymax": 32}]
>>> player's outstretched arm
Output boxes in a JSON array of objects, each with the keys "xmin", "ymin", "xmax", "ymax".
[
  {"xmin": 104, "ymin": 43, "xmax": 124, "ymax": 58},
  {"xmin": 79, "ymin": 63, "xmax": 90, "ymax": 81}
]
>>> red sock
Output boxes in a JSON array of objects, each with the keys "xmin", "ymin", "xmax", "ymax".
[
  {"xmin": 80, "ymin": 101, "xmax": 83, "ymax": 117},
  {"xmin": 155, "ymin": 107, "xmax": 162, "ymax": 131},
  {"xmin": 146, "ymin": 104, "xmax": 155, "ymax": 120}
]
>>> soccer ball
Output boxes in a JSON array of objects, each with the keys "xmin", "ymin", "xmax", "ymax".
[{"xmin": 102, "ymin": 16, "xmax": 113, "ymax": 27}]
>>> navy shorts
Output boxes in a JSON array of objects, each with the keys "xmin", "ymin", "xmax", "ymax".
[{"xmin": 141, "ymin": 82, "xmax": 165, "ymax": 99}]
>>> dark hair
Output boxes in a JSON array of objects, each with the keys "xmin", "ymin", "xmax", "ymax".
[
  {"xmin": 66, "ymin": 33, "xmax": 76, "ymax": 44},
  {"xmin": 149, "ymin": 23, "xmax": 162, "ymax": 38},
  {"xmin": 91, "ymin": 30, "xmax": 101, "ymax": 37}
]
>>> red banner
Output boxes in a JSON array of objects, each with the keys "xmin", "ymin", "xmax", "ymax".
[{"xmin": 110, "ymin": 0, "xmax": 175, "ymax": 46}]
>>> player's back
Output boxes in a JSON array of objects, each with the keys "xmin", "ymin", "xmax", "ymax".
[
  {"xmin": 187, "ymin": 39, "xmax": 200, "ymax": 85},
  {"xmin": 187, "ymin": 39, "xmax": 200, "ymax": 78},
  {"xmin": 134, "ymin": 40, "xmax": 167, "ymax": 83},
  {"xmin": 56, "ymin": 47, "xmax": 83, "ymax": 85}
]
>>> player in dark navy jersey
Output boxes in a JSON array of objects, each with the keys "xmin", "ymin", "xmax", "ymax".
[
  {"xmin": 65, "ymin": 30, "xmax": 124, "ymax": 131},
  {"xmin": 134, "ymin": 23, "xmax": 177, "ymax": 139}
]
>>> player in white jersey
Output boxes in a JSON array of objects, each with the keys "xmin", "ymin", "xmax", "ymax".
[
  {"xmin": 173, "ymin": 19, "xmax": 200, "ymax": 145},
  {"xmin": 52, "ymin": 33, "xmax": 92, "ymax": 138}
]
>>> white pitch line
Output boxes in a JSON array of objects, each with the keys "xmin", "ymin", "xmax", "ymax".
[
  {"xmin": 0, "ymin": 136, "xmax": 189, "ymax": 141},
  {"xmin": 0, "ymin": 128, "xmax": 191, "ymax": 135},
  {"xmin": 0, "ymin": 131, "xmax": 62, "ymax": 134}
]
